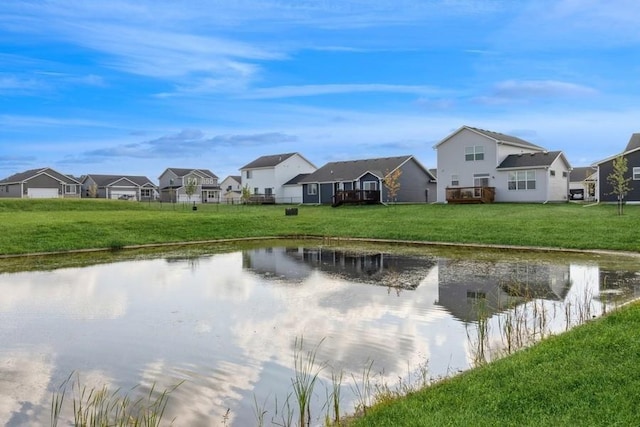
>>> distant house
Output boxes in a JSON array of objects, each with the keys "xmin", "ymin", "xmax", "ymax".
[
  {"xmin": 434, "ymin": 126, "xmax": 571, "ymax": 203},
  {"xmin": 81, "ymin": 174, "xmax": 158, "ymax": 201},
  {"xmin": 298, "ymin": 155, "xmax": 436, "ymax": 205},
  {"xmin": 158, "ymin": 168, "xmax": 220, "ymax": 203},
  {"xmin": 239, "ymin": 153, "xmax": 317, "ymax": 204},
  {"xmin": 0, "ymin": 167, "xmax": 81, "ymax": 199},
  {"xmin": 568, "ymin": 167, "xmax": 597, "ymax": 201},
  {"xmin": 593, "ymin": 133, "xmax": 640, "ymax": 203},
  {"xmin": 220, "ymin": 175, "xmax": 242, "ymax": 204}
]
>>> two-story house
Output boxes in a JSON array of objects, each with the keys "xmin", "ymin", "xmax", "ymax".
[
  {"xmin": 158, "ymin": 168, "xmax": 220, "ymax": 203},
  {"xmin": 434, "ymin": 126, "xmax": 571, "ymax": 203},
  {"xmin": 220, "ymin": 175, "xmax": 242, "ymax": 204},
  {"xmin": 239, "ymin": 153, "xmax": 317, "ymax": 204}
]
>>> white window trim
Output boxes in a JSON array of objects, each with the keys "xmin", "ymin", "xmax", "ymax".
[
  {"xmin": 508, "ymin": 170, "xmax": 536, "ymax": 190},
  {"xmin": 307, "ymin": 183, "xmax": 318, "ymax": 195},
  {"xmin": 465, "ymin": 145, "xmax": 485, "ymax": 161},
  {"xmin": 633, "ymin": 167, "xmax": 640, "ymax": 180}
]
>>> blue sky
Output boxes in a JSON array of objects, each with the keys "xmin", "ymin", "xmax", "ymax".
[{"xmin": 1, "ymin": 0, "xmax": 639, "ymax": 181}]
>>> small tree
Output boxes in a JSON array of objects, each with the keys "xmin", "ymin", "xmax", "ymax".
[
  {"xmin": 241, "ymin": 184, "xmax": 252, "ymax": 204},
  {"xmin": 184, "ymin": 176, "xmax": 198, "ymax": 203},
  {"xmin": 383, "ymin": 168, "xmax": 402, "ymax": 204},
  {"xmin": 87, "ymin": 183, "xmax": 98, "ymax": 198},
  {"xmin": 606, "ymin": 155, "xmax": 632, "ymax": 215}
]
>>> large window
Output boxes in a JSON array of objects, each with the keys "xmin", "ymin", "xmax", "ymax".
[
  {"xmin": 508, "ymin": 170, "xmax": 536, "ymax": 190},
  {"xmin": 307, "ymin": 183, "xmax": 318, "ymax": 195},
  {"xmin": 465, "ymin": 145, "xmax": 484, "ymax": 161},
  {"xmin": 140, "ymin": 188, "xmax": 152, "ymax": 198},
  {"xmin": 65, "ymin": 185, "xmax": 76, "ymax": 194},
  {"xmin": 634, "ymin": 167, "xmax": 640, "ymax": 180},
  {"xmin": 362, "ymin": 181, "xmax": 378, "ymax": 190}
]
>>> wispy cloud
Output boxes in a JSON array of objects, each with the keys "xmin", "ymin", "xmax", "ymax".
[
  {"xmin": 476, "ymin": 79, "xmax": 598, "ymax": 105},
  {"xmin": 241, "ymin": 84, "xmax": 447, "ymax": 99}
]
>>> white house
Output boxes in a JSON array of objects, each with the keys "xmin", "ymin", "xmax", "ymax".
[
  {"xmin": 220, "ymin": 175, "xmax": 242, "ymax": 204},
  {"xmin": 434, "ymin": 126, "xmax": 571, "ymax": 203},
  {"xmin": 239, "ymin": 153, "xmax": 317, "ymax": 204}
]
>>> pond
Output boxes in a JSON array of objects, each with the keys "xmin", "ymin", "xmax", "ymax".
[{"xmin": 0, "ymin": 241, "xmax": 639, "ymax": 426}]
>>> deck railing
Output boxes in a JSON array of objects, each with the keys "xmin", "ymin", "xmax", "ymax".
[
  {"xmin": 446, "ymin": 186, "xmax": 495, "ymax": 204},
  {"xmin": 332, "ymin": 190, "xmax": 380, "ymax": 207}
]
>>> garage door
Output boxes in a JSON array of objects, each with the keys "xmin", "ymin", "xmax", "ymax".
[{"xmin": 27, "ymin": 188, "xmax": 59, "ymax": 198}]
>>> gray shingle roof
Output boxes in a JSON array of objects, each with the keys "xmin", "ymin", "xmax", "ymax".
[
  {"xmin": 0, "ymin": 167, "xmax": 80, "ymax": 184},
  {"xmin": 569, "ymin": 167, "xmax": 597, "ymax": 182},
  {"xmin": 84, "ymin": 174, "xmax": 156, "ymax": 187},
  {"xmin": 467, "ymin": 126, "xmax": 546, "ymax": 150},
  {"xmin": 625, "ymin": 133, "xmax": 640, "ymax": 152},
  {"xmin": 240, "ymin": 153, "xmax": 298, "ymax": 169},
  {"xmin": 299, "ymin": 155, "xmax": 414, "ymax": 183},
  {"xmin": 166, "ymin": 168, "xmax": 218, "ymax": 179},
  {"xmin": 496, "ymin": 151, "xmax": 563, "ymax": 169},
  {"xmin": 283, "ymin": 173, "xmax": 311, "ymax": 185}
]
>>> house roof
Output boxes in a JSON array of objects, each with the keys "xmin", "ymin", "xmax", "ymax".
[
  {"xmin": 0, "ymin": 167, "xmax": 81, "ymax": 184},
  {"xmin": 299, "ymin": 155, "xmax": 431, "ymax": 183},
  {"xmin": 625, "ymin": 133, "xmax": 640, "ymax": 152},
  {"xmin": 283, "ymin": 173, "xmax": 311, "ymax": 185},
  {"xmin": 496, "ymin": 151, "xmax": 565, "ymax": 169},
  {"xmin": 569, "ymin": 167, "xmax": 597, "ymax": 182},
  {"xmin": 84, "ymin": 174, "xmax": 156, "ymax": 187},
  {"xmin": 434, "ymin": 125, "xmax": 546, "ymax": 151},
  {"xmin": 240, "ymin": 153, "xmax": 299, "ymax": 169},
  {"xmin": 164, "ymin": 168, "xmax": 218, "ymax": 179}
]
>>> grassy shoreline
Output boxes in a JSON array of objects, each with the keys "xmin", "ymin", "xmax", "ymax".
[{"xmin": 1, "ymin": 199, "xmax": 639, "ymax": 256}]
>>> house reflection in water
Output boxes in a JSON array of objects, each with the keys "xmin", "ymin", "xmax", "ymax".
[
  {"xmin": 243, "ymin": 246, "xmax": 437, "ymax": 289},
  {"xmin": 436, "ymin": 259, "xmax": 572, "ymax": 322}
]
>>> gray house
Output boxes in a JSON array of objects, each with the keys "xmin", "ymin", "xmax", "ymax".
[
  {"xmin": 158, "ymin": 168, "xmax": 220, "ymax": 203},
  {"xmin": 435, "ymin": 126, "xmax": 571, "ymax": 203},
  {"xmin": 0, "ymin": 167, "xmax": 81, "ymax": 199},
  {"xmin": 81, "ymin": 174, "xmax": 158, "ymax": 201},
  {"xmin": 593, "ymin": 133, "xmax": 640, "ymax": 203},
  {"xmin": 298, "ymin": 155, "xmax": 436, "ymax": 205}
]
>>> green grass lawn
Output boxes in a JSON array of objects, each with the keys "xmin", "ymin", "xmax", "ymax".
[
  {"xmin": 0, "ymin": 199, "xmax": 639, "ymax": 255},
  {"xmin": 347, "ymin": 300, "xmax": 640, "ymax": 427}
]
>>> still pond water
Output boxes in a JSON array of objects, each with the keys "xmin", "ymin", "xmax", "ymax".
[{"xmin": 1, "ymin": 241, "xmax": 639, "ymax": 426}]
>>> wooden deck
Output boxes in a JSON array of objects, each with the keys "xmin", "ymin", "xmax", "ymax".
[
  {"xmin": 332, "ymin": 190, "xmax": 380, "ymax": 207},
  {"xmin": 446, "ymin": 186, "xmax": 495, "ymax": 204},
  {"xmin": 246, "ymin": 195, "xmax": 276, "ymax": 204}
]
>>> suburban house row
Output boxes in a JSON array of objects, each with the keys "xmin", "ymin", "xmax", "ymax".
[{"xmin": 1, "ymin": 125, "xmax": 638, "ymax": 204}]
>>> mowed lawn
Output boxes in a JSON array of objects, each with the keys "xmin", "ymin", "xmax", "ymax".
[{"xmin": 0, "ymin": 199, "xmax": 639, "ymax": 255}]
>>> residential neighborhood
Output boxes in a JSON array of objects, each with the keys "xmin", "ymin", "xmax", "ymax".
[{"xmin": 1, "ymin": 127, "xmax": 638, "ymax": 206}]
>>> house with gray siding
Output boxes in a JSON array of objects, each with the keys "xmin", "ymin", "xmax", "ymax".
[
  {"xmin": 298, "ymin": 155, "xmax": 436, "ymax": 205},
  {"xmin": 158, "ymin": 168, "xmax": 220, "ymax": 203},
  {"xmin": 81, "ymin": 174, "xmax": 157, "ymax": 200},
  {"xmin": 593, "ymin": 133, "xmax": 640, "ymax": 203},
  {"xmin": 434, "ymin": 126, "xmax": 571, "ymax": 203},
  {"xmin": 0, "ymin": 167, "xmax": 81, "ymax": 199}
]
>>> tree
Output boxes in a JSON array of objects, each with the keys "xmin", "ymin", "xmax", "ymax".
[
  {"xmin": 241, "ymin": 184, "xmax": 252, "ymax": 204},
  {"xmin": 87, "ymin": 183, "xmax": 98, "ymax": 198},
  {"xmin": 383, "ymin": 168, "xmax": 402, "ymax": 204},
  {"xmin": 606, "ymin": 155, "xmax": 632, "ymax": 215},
  {"xmin": 184, "ymin": 176, "xmax": 198, "ymax": 203}
]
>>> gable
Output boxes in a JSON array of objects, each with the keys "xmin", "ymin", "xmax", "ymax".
[
  {"xmin": 496, "ymin": 151, "xmax": 564, "ymax": 170},
  {"xmin": 300, "ymin": 155, "xmax": 412, "ymax": 183}
]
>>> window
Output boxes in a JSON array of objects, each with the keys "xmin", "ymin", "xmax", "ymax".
[
  {"xmin": 265, "ymin": 188, "xmax": 273, "ymax": 196},
  {"xmin": 508, "ymin": 170, "xmax": 536, "ymax": 190},
  {"xmin": 451, "ymin": 174, "xmax": 460, "ymax": 186},
  {"xmin": 562, "ymin": 171, "xmax": 568, "ymax": 178},
  {"xmin": 465, "ymin": 145, "xmax": 484, "ymax": 161},
  {"xmin": 362, "ymin": 181, "xmax": 378, "ymax": 190},
  {"xmin": 550, "ymin": 170, "xmax": 556, "ymax": 177},
  {"xmin": 307, "ymin": 183, "xmax": 318, "ymax": 195},
  {"xmin": 65, "ymin": 185, "xmax": 76, "ymax": 194},
  {"xmin": 246, "ymin": 170, "xmax": 252, "ymax": 179},
  {"xmin": 254, "ymin": 187, "xmax": 259, "ymax": 195},
  {"xmin": 140, "ymin": 189, "xmax": 151, "ymax": 198},
  {"xmin": 634, "ymin": 167, "xmax": 640, "ymax": 180},
  {"xmin": 473, "ymin": 173, "xmax": 489, "ymax": 187}
]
